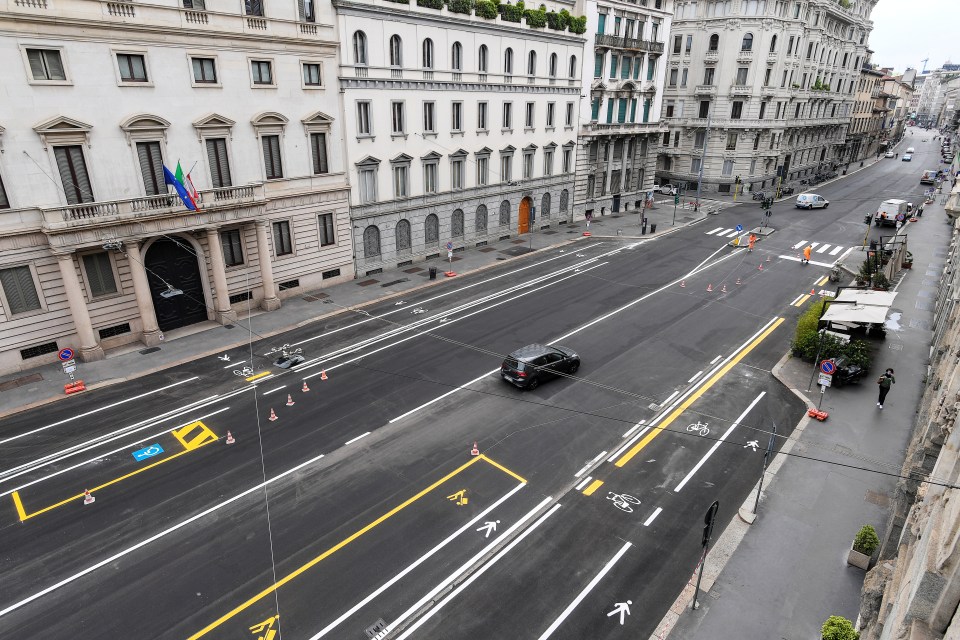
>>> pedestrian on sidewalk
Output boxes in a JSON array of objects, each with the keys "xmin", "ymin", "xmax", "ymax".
[
  {"xmin": 877, "ymin": 368, "xmax": 895, "ymax": 409},
  {"xmin": 802, "ymin": 245, "xmax": 812, "ymax": 264}
]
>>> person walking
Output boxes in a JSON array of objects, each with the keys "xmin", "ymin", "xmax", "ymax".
[
  {"xmin": 802, "ymin": 245, "xmax": 812, "ymax": 264},
  {"xmin": 877, "ymin": 368, "xmax": 895, "ymax": 409}
]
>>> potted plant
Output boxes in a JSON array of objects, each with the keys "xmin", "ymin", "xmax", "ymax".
[
  {"xmin": 821, "ymin": 615, "xmax": 859, "ymax": 640},
  {"xmin": 872, "ymin": 272, "xmax": 890, "ymax": 291},
  {"xmin": 847, "ymin": 524, "xmax": 879, "ymax": 569}
]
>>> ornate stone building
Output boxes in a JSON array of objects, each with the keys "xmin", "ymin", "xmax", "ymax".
[
  {"xmin": 657, "ymin": 0, "xmax": 875, "ymax": 195},
  {"xmin": 0, "ymin": 0, "xmax": 351, "ymax": 373}
]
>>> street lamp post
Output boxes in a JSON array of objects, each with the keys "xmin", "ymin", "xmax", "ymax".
[{"xmin": 695, "ymin": 111, "xmax": 712, "ymax": 212}]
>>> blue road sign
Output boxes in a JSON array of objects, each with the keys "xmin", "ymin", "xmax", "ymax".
[
  {"xmin": 446, "ymin": 241, "xmax": 453, "ymax": 250},
  {"xmin": 132, "ymin": 443, "xmax": 164, "ymax": 462},
  {"xmin": 819, "ymin": 360, "xmax": 836, "ymax": 375},
  {"xmin": 735, "ymin": 224, "xmax": 743, "ymax": 232},
  {"xmin": 58, "ymin": 348, "xmax": 74, "ymax": 361}
]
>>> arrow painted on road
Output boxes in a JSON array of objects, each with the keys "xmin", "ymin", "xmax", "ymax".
[
  {"xmin": 476, "ymin": 520, "xmax": 500, "ymax": 538},
  {"xmin": 607, "ymin": 600, "xmax": 632, "ymax": 625}
]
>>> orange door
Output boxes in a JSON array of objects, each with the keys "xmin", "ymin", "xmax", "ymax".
[{"xmin": 518, "ymin": 198, "xmax": 530, "ymax": 234}]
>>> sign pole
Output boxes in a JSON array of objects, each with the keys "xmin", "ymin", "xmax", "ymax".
[
  {"xmin": 752, "ymin": 421, "xmax": 777, "ymax": 515},
  {"xmin": 693, "ymin": 500, "xmax": 719, "ymax": 610}
]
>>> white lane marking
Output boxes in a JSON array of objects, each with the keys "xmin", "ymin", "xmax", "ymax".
[
  {"xmin": 705, "ymin": 228, "xmax": 724, "ymax": 235},
  {"xmin": 573, "ymin": 451, "xmax": 606, "ymax": 478},
  {"xmin": 810, "ymin": 242, "xmax": 821, "ymax": 249},
  {"xmin": 390, "ymin": 369, "xmax": 499, "ymax": 423},
  {"xmin": 1, "ymin": 407, "xmax": 233, "ymax": 497},
  {"xmin": 0, "ymin": 451, "xmax": 327, "ymax": 620},
  {"xmin": 575, "ymin": 476, "xmax": 593, "ymax": 491},
  {"xmin": 344, "ymin": 432, "xmax": 371, "ymax": 446},
  {"xmin": 710, "ymin": 355, "xmax": 722, "ymax": 365},
  {"xmin": 621, "ymin": 421, "xmax": 644, "ymax": 439},
  {"xmin": 225, "ymin": 360, "xmax": 246, "ymax": 369},
  {"xmin": 608, "ymin": 426, "xmax": 651, "ymax": 462},
  {"xmin": 778, "ymin": 255, "xmax": 836, "ymax": 268},
  {"xmin": 829, "ymin": 245, "xmax": 844, "ymax": 255},
  {"xmin": 394, "ymin": 501, "xmax": 561, "ymax": 640},
  {"xmin": 724, "ymin": 229, "xmax": 740, "ymax": 238},
  {"xmin": 815, "ymin": 244, "xmax": 831, "ymax": 253},
  {"xmin": 535, "ymin": 541, "xmax": 633, "ymax": 640},
  {"xmin": 307, "ymin": 483, "xmax": 527, "ymax": 639},
  {"xmin": 792, "ymin": 240, "xmax": 807, "ymax": 249},
  {"xmin": 0, "ymin": 377, "xmax": 200, "ymax": 446},
  {"xmin": 674, "ymin": 391, "xmax": 766, "ymax": 492},
  {"xmin": 263, "ymin": 386, "xmax": 286, "ymax": 395},
  {"xmin": 643, "ymin": 507, "xmax": 663, "ymax": 527},
  {"xmin": 789, "ymin": 294, "xmax": 805, "ymax": 305},
  {"xmin": 250, "ymin": 374, "xmax": 275, "ymax": 384},
  {"xmin": 662, "ymin": 390, "xmax": 680, "ymax": 405},
  {"xmin": 687, "ymin": 371, "xmax": 704, "ymax": 383}
]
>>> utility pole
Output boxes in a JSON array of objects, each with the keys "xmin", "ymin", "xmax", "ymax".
[{"xmin": 695, "ymin": 111, "xmax": 712, "ymax": 212}]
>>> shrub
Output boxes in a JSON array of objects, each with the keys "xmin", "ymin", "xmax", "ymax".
[
  {"xmin": 417, "ymin": 0, "xmax": 444, "ymax": 8},
  {"xmin": 853, "ymin": 525, "xmax": 880, "ymax": 555},
  {"xmin": 499, "ymin": 1, "xmax": 523, "ymax": 21},
  {"xmin": 524, "ymin": 7, "xmax": 546, "ymax": 27},
  {"xmin": 821, "ymin": 615, "xmax": 859, "ymax": 640},
  {"xmin": 546, "ymin": 9, "xmax": 568, "ymax": 29},
  {"xmin": 873, "ymin": 272, "xmax": 890, "ymax": 290},
  {"xmin": 568, "ymin": 14, "xmax": 587, "ymax": 33},
  {"xmin": 448, "ymin": 0, "xmax": 473, "ymax": 13},
  {"xmin": 475, "ymin": 0, "xmax": 498, "ymax": 17}
]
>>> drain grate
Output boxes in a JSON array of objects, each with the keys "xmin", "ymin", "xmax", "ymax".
[
  {"xmin": 380, "ymin": 278, "xmax": 409, "ymax": 287},
  {"xmin": 139, "ymin": 347, "xmax": 161, "ymax": 355},
  {"xmin": 356, "ymin": 279, "xmax": 379, "ymax": 287}
]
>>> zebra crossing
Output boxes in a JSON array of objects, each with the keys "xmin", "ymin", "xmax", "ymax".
[
  {"xmin": 704, "ymin": 227, "xmax": 743, "ymax": 238},
  {"xmin": 704, "ymin": 227, "xmax": 850, "ymax": 257}
]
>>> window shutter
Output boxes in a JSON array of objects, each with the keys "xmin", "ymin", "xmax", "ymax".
[
  {"xmin": 618, "ymin": 99, "xmax": 628, "ymax": 123},
  {"xmin": 136, "ymin": 142, "xmax": 164, "ymax": 196},
  {"xmin": 83, "ymin": 252, "xmax": 117, "ymax": 297},
  {"xmin": 0, "ymin": 266, "xmax": 41, "ymax": 314},
  {"xmin": 0, "ymin": 174, "xmax": 9, "ymax": 209},
  {"xmin": 55, "ymin": 146, "xmax": 93, "ymax": 205},
  {"xmin": 27, "ymin": 50, "xmax": 47, "ymax": 79},
  {"xmin": 311, "ymin": 133, "xmax": 328, "ymax": 174},
  {"xmin": 263, "ymin": 136, "xmax": 282, "ymax": 179},
  {"xmin": 206, "ymin": 138, "xmax": 231, "ymax": 188}
]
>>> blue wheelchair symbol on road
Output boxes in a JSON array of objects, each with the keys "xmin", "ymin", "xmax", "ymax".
[
  {"xmin": 132, "ymin": 444, "xmax": 164, "ymax": 462},
  {"xmin": 735, "ymin": 224, "xmax": 743, "ymax": 232}
]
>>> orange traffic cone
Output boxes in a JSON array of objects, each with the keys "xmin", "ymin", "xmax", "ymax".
[
  {"xmin": 83, "ymin": 489, "xmax": 95, "ymax": 505},
  {"xmin": 302, "ymin": 381, "xmax": 310, "ymax": 392},
  {"xmin": 320, "ymin": 370, "xmax": 328, "ymax": 381},
  {"xmin": 706, "ymin": 283, "xmax": 713, "ymax": 292},
  {"xmin": 721, "ymin": 283, "xmax": 728, "ymax": 293},
  {"xmin": 736, "ymin": 277, "xmax": 742, "ymax": 285},
  {"xmin": 680, "ymin": 280, "xmax": 686, "ymax": 288},
  {"xmin": 810, "ymin": 288, "xmax": 817, "ymax": 295},
  {"xmin": 470, "ymin": 441, "xmax": 480, "ymax": 456},
  {"xmin": 758, "ymin": 263, "xmax": 764, "ymax": 271},
  {"xmin": 286, "ymin": 394, "xmax": 295, "ymax": 407},
  {"xmin": 225, "ymin": 431, "xmax": 235, "ymax": 445},
  {"xmin": 268, "ymin": 408, "xmax": 278, "ymax": 422}
]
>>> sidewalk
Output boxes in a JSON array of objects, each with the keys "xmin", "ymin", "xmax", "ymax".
[
  {"xmin": 0, "ymin": 202, "xmax": 725, "ymax": 419},
  {"xmin": 658, "ymin": 185, "xmax": 947, "ymax": 638}
]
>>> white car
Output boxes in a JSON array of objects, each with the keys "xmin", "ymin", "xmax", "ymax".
[
  {"xmin": 656, "ymin": 184, "xmax": 678, "ymax": 195},
  {"xmin": 885, "ymin": 151, "xmax": 895, "ymax": 158},
  {"xmin": 795, "ymin": 193, "xmax": 829, "ymax": 209}
]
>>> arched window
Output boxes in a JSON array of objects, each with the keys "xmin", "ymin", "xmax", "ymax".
[
  {"xmin": 559, "ymin": 189, "xmax": 569, "ymax": 213},
  {"xmin": 708, "ymin": 34, "xmax": 719, "ymax": 52},
  {"xmin": 475, "ymin": 204, "xmax": 488, "ymax": 234},
  {"xmin": 424, "ymin": 214, "xmax": 439, "ymax": 247},
  {"xmin": 499, "ymin": 200, "xmax": 510, "ymax": 227},
  {"xmin": 541, "ymin": 192, "xmax": 551, "ymax": 219},
  {"xmin": 363, "ymin": 225, "xmax": 380, "ymax": 258},
  {"xmin": 527, "ymin": 51, "xmax": 537, "ymax": 76},
  {"xmin": 769, "ymin": 34, "xmax": 777, "ymax": 53},
  {"xmin": 451, "ymin": 209, "xmax": 464, "ymax": 238},
  {"xmin": 395, "ymin": 219, "xmax": 411, "ymax": 255},
  {"xmin": 353, "ymin": 31, "xmax": 368, "ymax": 65},
  {"xmin": 568, "ymin": 55, "xmax": 577, "ymax": 78},
  {"xmin": 451, "ymin": 42, "xmax": 463, "ymax": 71},
  {"xmin": 504, "ymin": 48, "xmax": 513, "ymax": 74},
  {"xmin": 422, "ymin": 39, "xmax": 434, "ymax": 69},
  {"xmin": 741, "ymin": 33, "xmax": 753, "ymax": 51},
  {"xmin": 478, "ymin": 45, "xmax": 488, "ymax": 72},
  {"xmin": 548, "ymin": 53, "xmax": 557, "ymax": 77},
  {"xmin": 389, "ymin": 35, "xmax": 403, "ymax": 67}
]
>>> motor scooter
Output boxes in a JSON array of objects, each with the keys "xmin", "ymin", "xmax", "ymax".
[{"xmin": 831, "ymin": 357, "xmax": 865, "ymax": 387}]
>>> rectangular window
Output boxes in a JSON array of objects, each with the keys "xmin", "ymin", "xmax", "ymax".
[
  {"xmin": 525, "ymin": 102, "xmax": 535, "ymax": 128},
  {"xmin": 759, "ymin": 101, "xmax": 767, "ymax": 119},
  {"xmin": 665, "ymin": 102, "xmax": 674, "ymax": 117},
  {"xmin": 669, "ymin": 68, "xmax": 678, "ymax": 86},
  {"xmin": 452, "ymin": 102, "xmax": 463, "ymax": 131},
  {"xmin": 736, "ymin": 67, "xmax": 748, "ymax": 85},
  {"xmin": 393, "ymin": 165, "xmax": 408, "ymax": 197},
  {"xmin": 565, "ymin": 102, "xmax": 574, "ymax": 126},
  {"xmin": 136, "ymin": 141, "xmax": 164, "ymax": 196},
  {"xmin": 272, "ymin": 221, "xmax": 293, "ymax": 256},
  {"xmin": 787, "ymin": 35, "xmax": 794, "ymax": 55},
  {"xmin": 262, "ymin": 135, "xmax": 283, "ymax": 179},
  {"xmin": 54, "ymin": 146, "xmax": 93, "ymax": 205},
  {"xmin": 731, "ymin": 101, "xmax": 743, "ymax": 119},
  {"xmin": 614, "ymin": 16, "xmax": 621, "ymax": 35},
  {"xmin": 302, "ymin": 63, "xmax": 321, "ymax": 86},
  {"xmin": 523, "ymin": 152, "xmax": 534, "ymax": 179},
  {"xmin": 26, "ymin": 48, "xmax": 66, "ymax": 81},
  {"xmin": 546, "ymin": 102, "xmax": 555, "ymax": 127},
  {"xmin": 591, "ymin": 98, "xmax": 600, "ymax": 121},
  {"xmin": 617, "ymin": 98, "xmax": 628, "ymax": 123},
  {"xmin": 673, "ymin": 131, "xmax": 680, "ymax": 147},
  {"xmin": 586, "ymin": 175, "xmax": 595, "ymax": 198},
  {"xmin": 562, "ymin": 148, "xmax": 572, "ymax": 173},
  {"xmin": 722, "ymin": 159, "xmax": 734, "ymax": 176},
  {"xmin": 606, "ymin": 99, "xmax": 614, "ymax": 123},
  {"xmin": 117, "ymin": 53, "xmax": 148, "ymax": 82},
  {"xmin": 221, "ymin": 229, "xmax": 244, "ymax": 267},
  {"xmin": 310, "ymin": 133, "xmax": 328, "ymax": 174},
  {"xmin": 357, "ymin": 101, "xmax": 372, "ymax": 135},
  {"xmin": 703, "ymin": 68, "xmax": 715, "ymax": 85},
  {"xmin": 673, "ymin": 35, "xmax": 682, "ymax": 54},
  {"xmin": 726, "ymin": 133, "xmax": 737, "ymax": 150},
  {"xmin": 609, "ymin": 55, "xmax": 618, "ymax": 79},
  {"xmin": 662, "ymin": 131, "xmax": 671, "ymax": 146},
  {"xmin": 621, "ymin": 57, "xmax": 631, "ymax": 79},
  {"xmin": 686, "ymin": 35, "xmax": 693, "ymax": 53},
  {"xmin": 753, "ymin": 133, "xmax": 761, "ymax": 150},
  {"xmin": 423, "ymin": 163, "xmax": 437, "ymax": 193},
  {"xmin": 82, "ymin": 252, "xmax": 117, "ymax": 297},
  {"xmin": 691, "ymin": 158, "xmax": 701, "ymax": 173},
  {"xmin": 477, "ymin": 156, "xmax": 488, "ymax": 185},
  {"xmin": 251, "ymin": 60, "xmax": 273, "ymax": 85},
  {"xmin": 681, "ymin": 68, "xmax": 688, "ymax": 86},
  {"xmin": 646, "ymin": 59, "xmax": 655, "ymax": 81},
  {"xmin": 500, "ymin": 155, "xmax": 512, "ymax": 182},
  {"xmin": 359, "ymin": 168, "xmax": 377, "ymax": 203},
  {"xmin": 502, "ymin": 102, "xmax": 513, "ymax": 129},
  {"xmin": 597, "ymin": 13, "xmax": 606, "ymax": 34},
  {"xmin": 322, "ymin": 268, "xmax": 340, "ymax": 279},
  {"xmin": 694, "ymin": 131, "xmax": 705, "ymax": 148},
  {"xmin": 423, "ymin": 102, "xmax": 436, "ymax": 133},
  {"xmin": 0, "ymin": 266, "xmax": 41, "ymax": 315},
  {"xmin": 318, "ymin": 213, "xmax": 336, "ymax": 246},
  {"xmin": 391, "ymin": 102, "xmax": 405, "ymax": 134},
  {"xmin": 698, "ymin": 101, "xmax": 710, "ymax": 118},
  {"xmin": 594, "ymin": 53, "xmax": 604, "ymax": 79},
  {"xmin": 0, "ymin": 173, "xmax": 8, "ymax": 209},
  {"xmin": 451, "ymin": 159, "xmax": 464, "ymax": 189},
  {"xmin": 206, "ymin": 138, "xmax": 232, "ymax": 188},
  {"xmin": 245, "ymin": 0, "xmax": 263, "ymax": 15},
  {"xmin": 763, "ymin": 68, "xmax": 771, "ymax": 86},
  {"xmin": 192, "ymin": 57, "xmax": 217, "ymax": 83},
  {"xmin": 478, "ymin": 101, "xmax": 488, "ymax": 130}
]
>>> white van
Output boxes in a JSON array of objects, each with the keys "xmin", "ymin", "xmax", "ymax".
[
  {"xmin": 906, "ymin": 147, "xmax": 916, "ymax": 154},
  {"xmin": 795, "ymin": 193, "xmax": 830, "ymax": 209}
]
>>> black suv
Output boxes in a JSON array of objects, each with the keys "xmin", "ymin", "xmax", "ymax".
[{"xmin": 500, "ymin": 344, "xmax": 580, "ymax": 390}]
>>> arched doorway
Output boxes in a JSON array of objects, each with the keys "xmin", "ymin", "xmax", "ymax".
[
  {"xmin": 145, "ymin": 238, "xmax": 208, "ymax": 331},
  {"xmin": 518, "ymin": 196, "xmax": 532, "ymax": 234}
]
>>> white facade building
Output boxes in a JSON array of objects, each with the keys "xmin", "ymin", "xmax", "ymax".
[
  {"xmin": 333, "ymin": 0, "xmax": 584, "ymax": 274},
  {"xmin": 0, "ymin": 0, "xmax": 352, "ymax": 373},
  {"xmin": 657, "ymin": 0, "xmax": 875, "ymax": 195}
]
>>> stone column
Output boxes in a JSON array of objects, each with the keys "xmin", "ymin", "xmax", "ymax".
[
  {"xmin": 255, "ymin": 220, "xmax": 281, "ymax": 311},
  {"xmin": 55, "ymin": 252, "xmax": 104, "ymax": 362},
  {"xmin": 124, "ymin": 240, "xmax": 162, "ymax": 346},
  {"xmin": 205, "ymin": 227, "xmax": 235, "ymax": 324}
]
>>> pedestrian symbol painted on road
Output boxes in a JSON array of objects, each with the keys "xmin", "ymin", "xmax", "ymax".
[
  {"xmin": 744, "ymin": 440, "xmax": 759, "ymax": 451},
  {"xmin": 132, "ymin": 443, "xmax": 164, "ymax": 461},
  {"xmin": 447, "ymin": 489, "xmax": 468, "ymax": 506},
  {"xmin": 607, "ymin": 601, "xmax": 632, "ymax": 625}
]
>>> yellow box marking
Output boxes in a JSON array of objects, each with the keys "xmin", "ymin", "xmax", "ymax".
[
  {"xmin": 172, "ymin": 421, "xmax": 218, "ymax": 451},
  {"xmin": 582, "ymin": 479, "xmax": 604, "ymax": 496},
  {"xmin": 246, "ymin": 371, "xmax": 272, "ymax": 382},
  {"xmin": 12, "ymin": 432, "xmax": 218, "ymax": 522},
  {"xmin": 188, "ymin": 454, "xmax": 525, "ymax": 639},
  {"xmin": 615, "ymin": 318, "xmax": 785, "ymax": 468},
  {"xmin": 480, "ymin": 454, "xmax": 528, "ymax": 483}
]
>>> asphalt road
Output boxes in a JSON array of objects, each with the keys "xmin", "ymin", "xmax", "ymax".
[{"xmin": 0, "ymin": 134, "xmax": 939, "ymax": 639}]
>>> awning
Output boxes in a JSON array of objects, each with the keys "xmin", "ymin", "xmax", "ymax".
[
  {"xmin": 833, "ymin": 290, "xmax": 898, "ymax": 306},
  {"xmin": 821, "ymin": 304, "xmax": 890, "ymax": 324}
]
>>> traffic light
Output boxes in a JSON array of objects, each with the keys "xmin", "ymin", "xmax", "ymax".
[{"xmin": 674, "ymin": 194, "xmax": 680, "ymax": 205}]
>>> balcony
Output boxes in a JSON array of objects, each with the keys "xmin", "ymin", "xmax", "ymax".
[
  {"xmin": 736, "ymin": 50, "xmax": 754, "ymax": 63},
  {"xmin": 694, "ymin": 84, "xmax": 717, "ymax": 96},
  {"xmin": 767, "ymin": 53, "xmax": 779, "ymax": 65},
  {"xmin": 729, "ymin": 84, "xmax": 752, "ymax": 96},
  {"xmin": 580, "ymin": 121, "xmax": 665, "ymax": 136},
  {"xmin": 595, "ymin": 33, "xmax": 664, "ymax": 54},
  {"xmin": 704, "ymin": 51, "xmax": 720, "ymax": 64}
]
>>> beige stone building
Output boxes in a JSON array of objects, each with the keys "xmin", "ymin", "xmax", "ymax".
[
  {"xmin": 847, "ymin": 65, "xmax": 885, "ymax": 161},
  {"xmin": 0, "ymin": 0, "xmax": 352, "ymax": 374}
]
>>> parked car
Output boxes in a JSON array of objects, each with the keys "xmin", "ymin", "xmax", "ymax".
[
  {"xmin": 656, "ymin": 184, "xmax": 678, "ymax": 195},
  {"xmin": 500, "ymin": 344, "xmax": 580, "ymax": 390},
  {"xmin": 902, "ymin": 153, "xmax": 913, "ymax": 161},
  {"xmin": 796, "ymin": 193, "xmax": 829, "ymax": 209},
  {"xmin": 274, "ymin": 354, "xmax": 305, "ymax": 369},
  {"xmin": 884, "ymin": 151, "xmax": 895, "ymax": 158}
]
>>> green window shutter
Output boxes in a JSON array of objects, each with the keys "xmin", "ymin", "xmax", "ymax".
[
  {"xmin": 605, "ymin": 100, "xmax": 614, "ymax": 123},
  {"xmin": 609, "ymin": 55, "xmax": 618, "ymax": 79},
  {"xmin": 597, "ymin": 14, "xmax": 605, "ymax": 34},
  {"xmin": 634, "ymin": 58, "xmax": 642, "ymax": 80},
  {"xmin": 630, "ymin": 99, "xmax": 638, "ymax": 122},
  {"xmin": 591, "ymin": 98, "xmax": 600, "ymax": 120},
  {"xmin": 594, "ymin": 54, "xmax": 603, "ymax": 78},
  {"xmin": 82, "ymin": 252, "xmax": 117, "ymax": 297},
  {"xmin": 621, "ymin": 57, "xmax": 630, "ymax": 79},
  {"xmin": 0, "ymin": 265, "xmax": 42, "ymax": 314},
  {"xmin": 642, "ymin": 99, "xmax": 651, "ymax": 123},
  {"xmin": 617, "ymin": 99, "xmax": 627, "ymax": 123}
]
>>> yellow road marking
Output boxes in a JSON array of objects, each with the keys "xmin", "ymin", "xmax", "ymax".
[
  {"xmin": 188, "ymin": 455, "xmax": 523, "ymax": 638},
  {"xmin": 615, "ymin": 318, "xmax": 785, "ymax": 467},
  {"xmin": 246, "ymin": 371, "xmax": 272, "ymax": 382},
  {"xmin": 480, "ymin": 454, "xmax": 528, "ymax": 483},
  {"xmin": 816, "ymin": 276, "xmax": 829, "ymax": 286},
  {"xmin": 793, "ymin": 295, "xmax": 811, "ymax": 307},
  {"xmin": 172, "ymin": 421, "xmax": 218, "ymax": 451},
  {"xmin": 582, "ymin": 479, "xmax": 604, "ymax": 496},
  {"xmin": 12, "ymin": 434, "xmax": 218, "ymax": 522},
  {"xmin": 446, "ymin": 489, "xmax": 469, "ymax": 506}
]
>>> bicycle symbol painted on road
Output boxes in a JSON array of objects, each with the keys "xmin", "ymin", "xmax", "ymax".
[
  {"xmin": 606, "ymin": 492, "xmax": 641, "ymax": 513},
  {"xmin": 233, "ymin": 367, "xmax": 254, "ymax": 377},
  {"xmin": 687, "ymin": 421, "xmax": 710, "ymax": 436},
  {"xmin": 265, "ymin": 343, "xmax": 302, "ymax": 357}
]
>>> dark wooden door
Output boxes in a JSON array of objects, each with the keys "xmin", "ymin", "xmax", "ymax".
[{"xmin": 145, "ymin": 238, "xmax": 208, "ymax": 331}]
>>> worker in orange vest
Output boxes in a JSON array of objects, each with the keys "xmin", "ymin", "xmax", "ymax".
[
  {"xmin": 748, "ymin": 233, "xmax": 757, "ymax": 252},
  {"xmin": 802, "ymin": 245, "xmax": 812, "ymax": 264}
]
